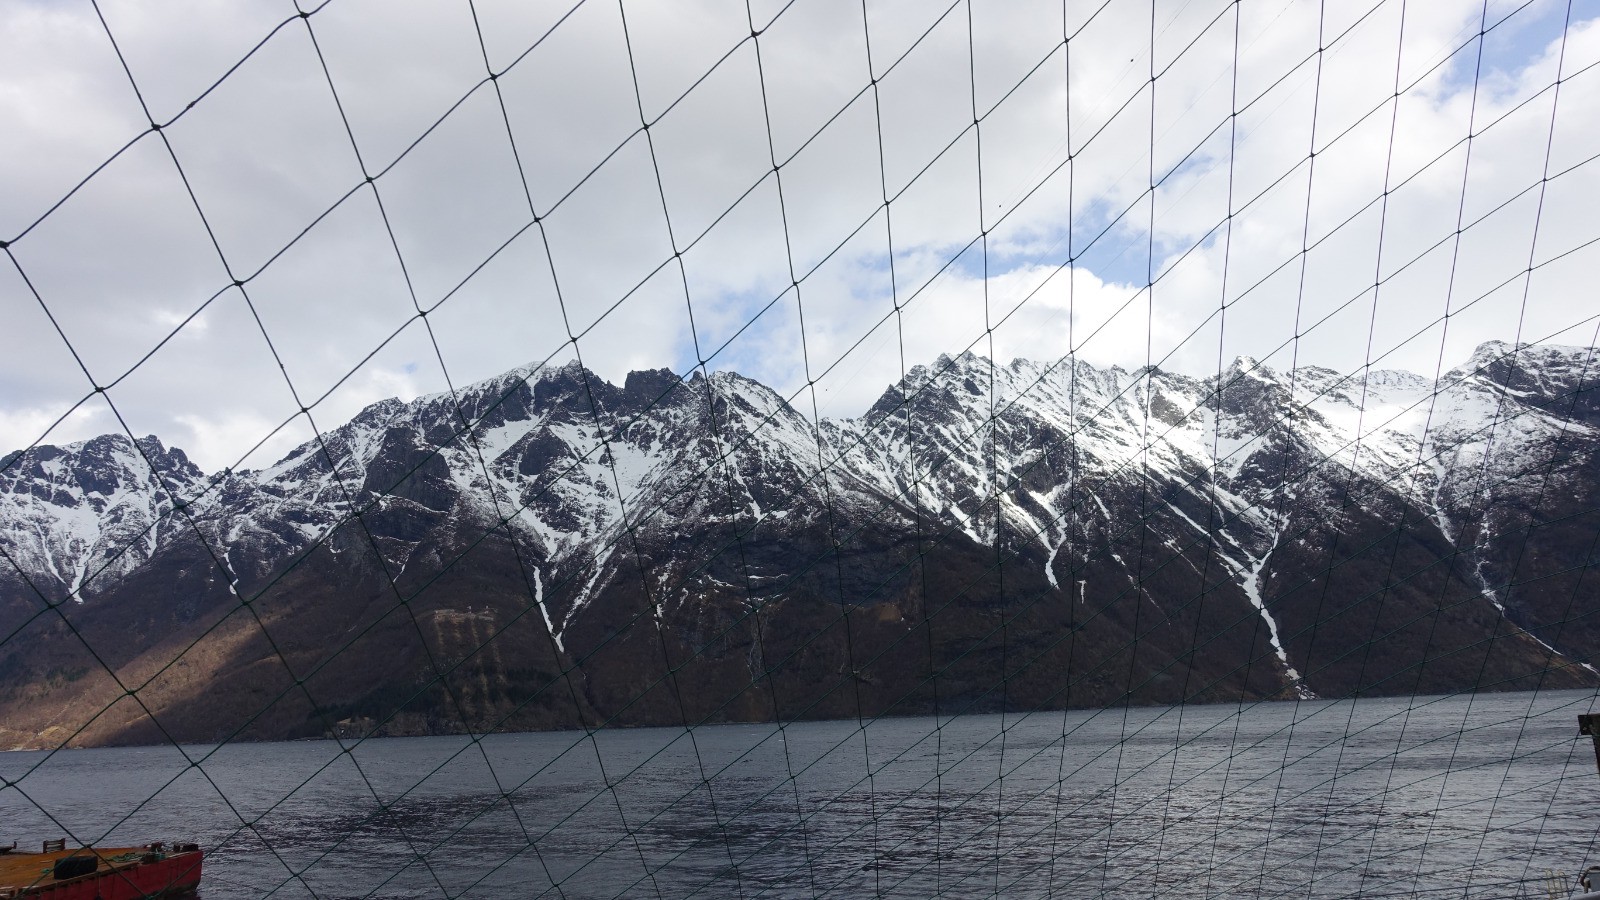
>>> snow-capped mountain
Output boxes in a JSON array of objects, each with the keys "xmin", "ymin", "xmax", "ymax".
[
  {"xmin": 0, "ymin": 434, "xmax": 203, "ymax": 601},
  {"xmin": 1, "ymin": 341, "xmax": 1595, "ymax": 748}
]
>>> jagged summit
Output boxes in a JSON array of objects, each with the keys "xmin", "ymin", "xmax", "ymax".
[
  {"xmin": 1449, "ymin": 339, "xmax": 1597, "ymax": 374},
  {"xmin": 1228, "ymin": 355, "xmax": 1266, "ymax": 376},
  {"xmin": 1466, "ymin": 339, "xmax": 1523, "ymax": 365}
]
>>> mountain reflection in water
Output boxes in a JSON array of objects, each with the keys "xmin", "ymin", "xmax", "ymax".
[{"xmin": 2, "ymin": 690, "xmax": 1595, "ymax": 898}]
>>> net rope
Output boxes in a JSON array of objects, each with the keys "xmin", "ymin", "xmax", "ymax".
[{"xmin": 1, "ymin": 1, "xmax": 1598, "ymax": 898}]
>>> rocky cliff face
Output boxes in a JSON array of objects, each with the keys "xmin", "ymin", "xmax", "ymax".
[{"xmin": 1, "ymin": 341, "xmax": 1595, "ymax": 748}]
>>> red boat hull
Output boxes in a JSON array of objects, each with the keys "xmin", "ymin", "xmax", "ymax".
[{"xmin": 4, "ymin": 850, "xmax": 201, "ymax": 899}]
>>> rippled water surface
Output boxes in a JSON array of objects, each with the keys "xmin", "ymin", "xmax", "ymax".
[{"xmin": 4, "ymin": 690, "xmax": 1599, "ymax": 898}]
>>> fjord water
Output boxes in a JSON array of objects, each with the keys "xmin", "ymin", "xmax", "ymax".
[{"xmin": 3, "ymin": 690, "xmax": 1596, "ymax": 899}]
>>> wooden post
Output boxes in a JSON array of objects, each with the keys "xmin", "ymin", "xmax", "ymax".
[{"xmin": 1579, "ymin": 714, "xmax": 1600, "ymax": 775}]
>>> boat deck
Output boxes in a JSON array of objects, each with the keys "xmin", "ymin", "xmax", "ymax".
[{"xmin": 0, "ymin": 847, "xmax": 151, "ymax": 890}]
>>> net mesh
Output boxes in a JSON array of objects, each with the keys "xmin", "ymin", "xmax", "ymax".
[{"xmin": 2, "ymin": 0, "xmax": 1599, "ymax": 897}]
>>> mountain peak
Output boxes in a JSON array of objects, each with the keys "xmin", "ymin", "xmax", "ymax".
[
  {"xmin": 1227, "ymin": 355, "xmax": 1275, "ymax": 382},
  {"xmin": 1465, "ymin": 340, "xmax": 1520, "ymax": 369},
  {"xmin": 933, "ymin": 349, "xmax": 990, "ymax": 371},
  {"xmin": 623, "ymin": 367, "xmax": 682, "ymax": 399}
]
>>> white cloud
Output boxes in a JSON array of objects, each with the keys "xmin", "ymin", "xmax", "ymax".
[
  {"xmin": 0, "ymin": 404, "xmax": 107, "ymax": 458},
  {"xmin": 1, "ymin": 0, "xmax": 1596, "ymax": 473}
]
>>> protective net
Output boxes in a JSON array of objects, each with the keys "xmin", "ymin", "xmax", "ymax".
[{"xmin": 2, "ymin": 0, "xmax": 1599, "ymax": 897}]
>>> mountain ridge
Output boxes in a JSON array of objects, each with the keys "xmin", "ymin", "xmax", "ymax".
[{"xmin": 1, "ymin": 340, "xmax": 1596, "ymax": 749}]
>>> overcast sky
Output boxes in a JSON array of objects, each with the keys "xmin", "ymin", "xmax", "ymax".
[{"xmin": 3, "ymin": 0, "xmax": 1598, "ymax": 473}]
